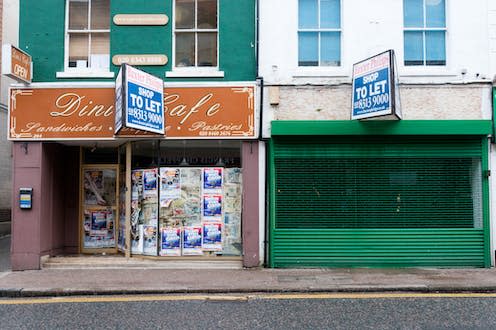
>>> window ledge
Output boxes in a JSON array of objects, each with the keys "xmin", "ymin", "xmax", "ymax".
[
  {"xmin": 56, "ymin": 71, "xmax": 115, "ymax": 78},
  {"xmin": 165, "ymin": 69, "xmax": 225, "ymax": 78},
  {"xmin": 399, "ymin": 67, "xmax": 457, "ymax": 77},
  {"xmin": 292, "ymin": 67, "xmax": 349, "ymax": 78}
]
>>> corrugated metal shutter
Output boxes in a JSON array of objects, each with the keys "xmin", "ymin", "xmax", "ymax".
[{"xmin": 270, "ymin": 137, "xmax": 488, "ymax": 268}]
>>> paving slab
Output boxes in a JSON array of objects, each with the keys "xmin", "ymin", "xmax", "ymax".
[{"xmin": 1, "ymin": 267, "xmax": 496, "ymax": 297}]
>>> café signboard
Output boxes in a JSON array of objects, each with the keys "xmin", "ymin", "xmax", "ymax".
[
  {"xmin": 9, "ymin": 84, "xmax": 257, "ymax": 140},
  {"xmin": 113, "ymin": 14, "xmax": 169, "ymax": 26}
]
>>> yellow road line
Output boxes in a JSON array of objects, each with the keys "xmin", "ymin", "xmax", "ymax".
[
  {"xmin": 1, "ymin": 292, "xmax": 496, "ymax": 305},
  {"xmin": 0, "ymin": 295, "xmax": 248, "ymax": 305},
  {"xmin": 256, "ymin": 292, "xmax": 496, "ymax": 300}
]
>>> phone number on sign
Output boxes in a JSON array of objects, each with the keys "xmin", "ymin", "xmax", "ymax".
[
  {"xmin": 128, "ymin": 108, "xmax": 163, "ymax": 124},
  {"xmin": 353, "ymin": 93, "xmax": 389, "ymax": 110},
  {"xmin": 198, "ymin": 131, "xmax": 232, "ymax": 136}
]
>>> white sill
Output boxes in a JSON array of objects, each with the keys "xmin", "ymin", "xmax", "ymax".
[
  {"xmin": 165, "ymin": 69, "xmax": 225, "ymax": 78},
  {"xmin": 399, "ymin": 66, "xmax": 457, "ymax": 77},
  {"xmin": 56, "ymin": 71, "xmax": 115, "ymax": 78},
  {"xmin": 292, "ymin": 67, "xmax": 349, "ymax": 78}
]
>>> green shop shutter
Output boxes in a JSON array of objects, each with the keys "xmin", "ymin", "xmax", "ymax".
[{"xmin": 270, "ymin": 137, "xmax": 489, "ymax": 268}]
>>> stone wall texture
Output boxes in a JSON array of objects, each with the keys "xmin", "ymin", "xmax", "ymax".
[{"xmin": 269, "ymin": 84, "xmax": 491, "ymax": 122}]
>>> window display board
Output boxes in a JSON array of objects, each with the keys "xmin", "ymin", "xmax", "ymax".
[
  {"xmin": 130, "ymin": 167, "xmax": 242, "ymax": 257},
  {"xmin": 81, "ymin": 166, "xmax": 119, "ymax": 252}
]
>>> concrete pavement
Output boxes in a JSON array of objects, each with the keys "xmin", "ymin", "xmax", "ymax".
[
  {"xmin": 2, "ymin": 235, "xmax": 496, "ymax": 298},
  {"xmin": 2, "ymin": 261, "xmax": 496, "ymax": 297}
]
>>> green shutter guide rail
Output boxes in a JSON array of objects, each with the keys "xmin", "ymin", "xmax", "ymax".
[{"xmin": 269, "ymin": 134, "xmax": 490, "ymax": 268}]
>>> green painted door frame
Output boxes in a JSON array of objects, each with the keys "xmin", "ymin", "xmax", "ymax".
[{"xmin": 268, "ymin": 120, "xmax": 492, "ymax": 268}]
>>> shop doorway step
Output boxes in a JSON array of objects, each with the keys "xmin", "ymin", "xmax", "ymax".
[{"xmin": 42, "ymin": 255, "xmax": 243, "ymax": 270}]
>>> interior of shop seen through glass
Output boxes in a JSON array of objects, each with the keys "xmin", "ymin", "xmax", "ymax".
[{"xmin": 81, "ymin": 140, "xmax": 243, "ymax": 258}]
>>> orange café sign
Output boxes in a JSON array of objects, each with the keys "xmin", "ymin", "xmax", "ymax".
[{"xmin": 9, "ymin": 85, "xmax": 257, "ymax": 140}]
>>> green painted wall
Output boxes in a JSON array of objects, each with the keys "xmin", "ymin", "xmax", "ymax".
[
  {"xmin": 110, "ymin": 0, "xmax": 170, "ymax": 79},
  {"xmin": 219, "ymin": 0, "xmax": 256, "ymax": 81},
  {"xmin": 20, "ymin": 0, "xmax": 256, "ymax": 82},
  {"xmin": 19, "ymin": 1, "xmax": 65, "ymax": 82}
]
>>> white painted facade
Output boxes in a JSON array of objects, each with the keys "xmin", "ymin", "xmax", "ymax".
[
  {"xmin": 260, "ymin": 0, "xmax": 493, "ymax": 85},
  {"xmin": 259, "ymin": 0, "xmax": 494, "ymax": 137}
]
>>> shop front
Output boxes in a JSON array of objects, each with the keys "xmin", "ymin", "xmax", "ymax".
[
  {"xmin": 80, "ymin": 140, "xmax": 244, "ymax": 258},
  {"xmin": 269, "ymin": 120, "xmax": 492, "ymax": 268},
  {"xmin": 9, "ymin": 83, "xmax": 262, "ymax": 270}
]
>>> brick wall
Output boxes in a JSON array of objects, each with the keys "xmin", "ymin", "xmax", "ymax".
[{"xmin": 268, "ymin": 84, "xmax": 491, "ymax": 122}]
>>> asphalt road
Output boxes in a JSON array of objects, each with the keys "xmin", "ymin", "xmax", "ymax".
[
  {"xmin": 1, "ymin": 293, "xmax": 496, "ymax": 329},
  {"xmin": 0, "ymin": 235, "xmax": 10, "ymax": 272}
]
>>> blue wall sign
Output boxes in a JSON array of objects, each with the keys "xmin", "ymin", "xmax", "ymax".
[
  {"xmin": 351, "ymin": 50, "xmax": 401, "ymax": 120},
  {"xmin": 19, "ymin": 187, "xmax": 33, "ymax": 209}
]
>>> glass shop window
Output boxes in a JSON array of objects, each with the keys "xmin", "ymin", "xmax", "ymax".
[{"xmin": 129, "ymin": 140, "xmax": 242, "ymax": 257}]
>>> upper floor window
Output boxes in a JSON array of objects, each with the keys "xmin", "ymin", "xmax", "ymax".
[
  {"xmin": 174, "ymin": 0, "xmax": 218, "ymax": 68},
  {"xmin": 298, "ymin": 0, "xmax": 341, "ymax": 67},
  {"xmin": 403, "ymin": 0, "xmax": 446, "ymax": 66},
  {"xmin": 65, "ymin": 0, "xmax": 110, "ymax": 71}
]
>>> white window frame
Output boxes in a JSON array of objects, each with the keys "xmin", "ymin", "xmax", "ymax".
[
  {"xmin": 403, "ymin": 0, "xmax": 447, "ymax": 67},
  {"xmin": 57, "ymin": 0, "xmax": 113, "ymax": 78},
  {"xmin": 297, "ymin": 0, "xmax": 342, "ymax": 68},
  {"xmin": 166, "ymin": 0, "xmax": 224, "ymax": 78},
  {"xmin": 291, "ymin": 0, "xmax": 347, "ymax": 78}
]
